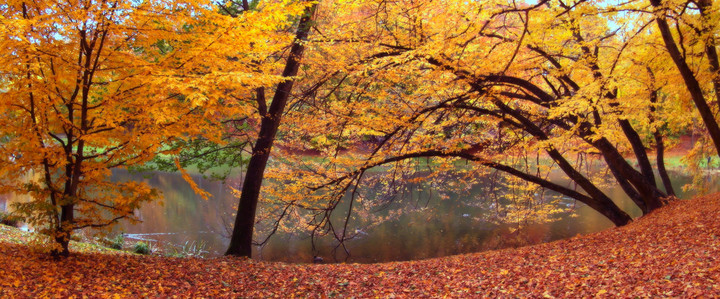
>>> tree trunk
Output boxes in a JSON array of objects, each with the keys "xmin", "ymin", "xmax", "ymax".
[
  {"xmin": 482, "ymin": 160, "xmax": 632, "ymax": 226},
  {"xmin": 618, "ymin": 119, "xmax": 656, "ymax": 188},
  {"xmin": 650, "ymin": 0, "xmax": 720, "ymax": 157},
  {"xmin": 647, "ymin": 76, "xmax": 676, "ymax": 197},
  {"xmin": 654, "ymin": 132, "xmax": 676, "ymax": 196},
  {"xmin": 605, "ymin": 157, "xmax": 647, "ymax": 213},
  {"xmin": 543, "ymin": 148, "xmax": 632, "ymax": 225},
  {"xmin": 225, "ymin": 4, "xmax": 315, "ymax": 257},
  {"xmin": 52, "ymin": 204, "xmax": 74, "ymax": 257},
  {"xmin": 592, "ymin": 137, "xmax": 666, "ymax": 211},
  {"xmin": 491, "ymin": 100, "xmax": 632, "ymax": 225},
  {"xmin": 697, "ymin": 0, "xmax": 720, "ymax": 109}
]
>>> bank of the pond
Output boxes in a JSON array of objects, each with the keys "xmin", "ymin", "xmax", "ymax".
[
  {"xmin": 0, "ymin": 225, "xmax": 125, "ymax": 255},
  {"xmin": 1, "ymin": 193, "xmax": 719, "ymax": 297}
]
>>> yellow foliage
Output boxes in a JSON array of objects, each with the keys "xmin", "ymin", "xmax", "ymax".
[{"xmin": 0, "ymin": 0, "xmax": 305, "ymax": 250}]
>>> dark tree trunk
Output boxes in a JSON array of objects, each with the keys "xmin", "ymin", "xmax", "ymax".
[
  {"xmin": 360, "ymin": 150, "xmax": 633, "ymax": 226},
  {"xmin": 618, "ymin": 119, "xmax": 656, "ymax": 188},
  {"xmin": 225, "ymin": 4, "xmax": 315, "ymax": 257},
  {"xmin": 480, "ymin": 159, "xmax": 631, "ymax": 226},
  {"xmin": 650, "ymin": 0, "xmax": 720, "ymax": 157},
  {"xmin": 427, "ymin": 54, "xmax": 639, "ymax": 225},
  {"xmin": 543, "ymin": 148, "xmax": 632, "ymax": 225},
  {"xmin": 54, "ymin": 160, "xmax": 78, "ymax": 257},
  {"xmin": 591, "ymin": 137, "xmax": 666, "ymax": 211},
  {"xmin": 697, "ymin": 0, "xmax": 720, "ymax": 108},
  {"xmin": 654, "ymin": 132, "xmax": 676, "ymax": 196},
  {"xmin": 647, "ymin": 75, "xmax": 676, "ymax": 197},
  {"xmin": 52, "ymin": 204, "xmax": 74, "ymax": 257},
  {"xmin": 568, "ymin": 19, "xmax": 657, "ymax": 192},
  {"xmin": 491, "ymin": 100, "xmax": 632, "ymax": 225},
  {"xmin": 605, "ymin": 157, "xmax": 647, "ymax": 213}
]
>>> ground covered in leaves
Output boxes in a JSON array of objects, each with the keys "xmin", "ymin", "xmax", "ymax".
[{"xmin": 2, "ymin": 194, "xmax": 720, "ymax": 297}]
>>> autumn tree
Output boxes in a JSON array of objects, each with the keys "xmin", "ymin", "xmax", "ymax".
[
  {"xmin": 649, "ymin": 0, "xmax": 720, "ymax": 157},
  {"xmin": 220, "ymin": 0, "xmax": 316, "ymax": 257},
  {"xmin": 251, "ymin": 0, "xmax": 696, "ymax": 249},
  {"xmin": 0, "ymin": 0, "xmax": 298, "ymax": 256},
  {"xmin": 145, "ymin": 0, "xmax": 318, "ymax": 257}
]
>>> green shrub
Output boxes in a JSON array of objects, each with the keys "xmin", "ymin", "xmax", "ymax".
[
  {"xmin": 105, "ymin": 234, "xmax": 125, "ymax": 250},
  {"xmin": 133, "ymin": 241, "xmax": 152, "ymax": 255}
]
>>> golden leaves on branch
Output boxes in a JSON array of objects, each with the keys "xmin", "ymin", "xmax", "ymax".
[{"xmin": 0, "ymin": 0, "xmax": 311, "ymax": 249}]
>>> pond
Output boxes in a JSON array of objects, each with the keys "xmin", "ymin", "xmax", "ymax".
[
  {"xmin": 110, "ymin": 168, "xmax": 714, "ymax": 263},
  {"xmin": 0, "ymin": 167, "xmax": 716, "ymax": 263}
]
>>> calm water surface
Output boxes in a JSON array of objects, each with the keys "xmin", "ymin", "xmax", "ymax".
[
  {"xmin": 110, "ymin": 169, "xmax": 713, "ymax": 263},
  {"xmin": 1, "ymin": 168, "xmax": 715, "ymax": 263}
]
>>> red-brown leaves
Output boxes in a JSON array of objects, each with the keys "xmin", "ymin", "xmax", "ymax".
[{"xmin": 2, "ymin": 193, "xmax": 720, "ymax": 297}]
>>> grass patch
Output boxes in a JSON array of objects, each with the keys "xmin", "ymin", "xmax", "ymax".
[
  {"xmin": 133, "ymin": 241, "xmax": 153, "ymax": 255},
  {"xmin": 0, "ymin": 224, "xmax": 126, "ymax": 255}
]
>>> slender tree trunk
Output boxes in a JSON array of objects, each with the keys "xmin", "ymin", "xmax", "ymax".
[
  {"xmin": 705, "ymin": 41, "xmax": 720, "ymax": 108},
  {"xmin": 226, "ymin": 4, "xmax": 315, "ymax": 257},
  {"xmin": 569, "ymin": 19, "xmax": 658, "ymax": 191},
  {"xmin": 654, "ymin": 132, "xmax": 676, "ymax": 196},
  {"xmin": 647, "ymin": 73, "xmax": 676, "ymax": 197},
  {"xmin": 431, "ymin": 55, "xmax": 635, "ymax": 225},
  {"xmin": 650, "ymin": 0, "xmax": 720, "ymax": 157},
  {"xmin": 55, "ymin": 161, "xmax": 79, "ymax": 257},
  {"xmin": 697, "ymin": 0, "xmax": 720, "ymax": 109}
]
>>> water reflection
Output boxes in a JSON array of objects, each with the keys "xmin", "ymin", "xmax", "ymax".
[
  {"xmin": 111, "ymin": 170, "xmax": 237, "ymax": 256},
  {"xmin": 111, "ymin": 169, "xmax": 713, "ymax": 263},
  {"xmin": 1, "ymin": 169, "xmax": 716, "ymax": 263}
]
